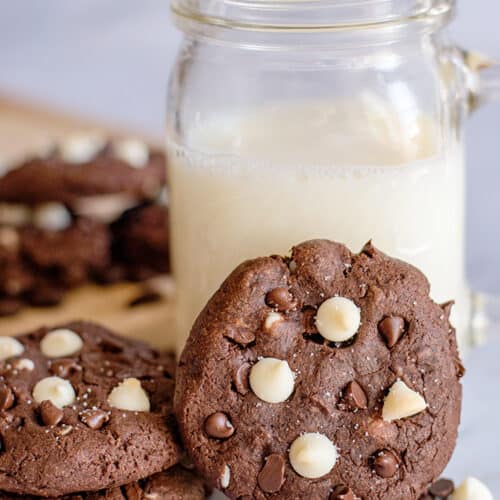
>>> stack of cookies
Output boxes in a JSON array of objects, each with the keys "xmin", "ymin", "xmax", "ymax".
[
  {"xmin": 0, "ymin": 240, "xmax": 492, "ymax": 499},
  {"xmin": 0, "ymin": 133, "xmax": 169, "ymax": 317}
]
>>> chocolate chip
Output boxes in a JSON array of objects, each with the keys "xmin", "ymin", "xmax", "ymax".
[
  {"xmin": 128, "ymin": 289, "xmax": 162, "ymax": 308},
  {"xmin": 49, "ymin": 358, "xmax": 81, "ymax": 378},
  {"xmin": 429, "ymin": 478, "xmax": 455, "ymax": 498},
  {"xmin": 440, "ymin": 301, "xmax": 454, "ymax": 320},
  {"xmin": 39, "ymin": 400, "xmax": 63, "ymax": 426},
  {"xmin": 330, "ymin": 485, "xmax": 355, "ymax": 500},
  {"xmin": 265, "ymin": 287, "xmax": 297, "ymax": 312},
  {"xmin": 233, "ymin": 363, "xmax": 250, "ymax": 395},
  {"xmin": 257, "ymin": 454, "xmax": 285, "ymax": 493},
  {"xmin": 80, "ymin": 409, "xmax": 108, "ymax": 430},
  {"xmin": 378, "ymin": 316, "xmax": 405, "ymax": 348},
  {"xmin": 0, "ymin": 387, "xmax": 14, "ymax": 410},
  {"xmin": 454, "ymin": 356, "xmax": 465, "ymax": 379},
  {"xmin": 419, "ymin": 495, "xmax": 433, "ymax": 500},
  {"xmin": 204, "ymin": 412, "xmax": 235, "ymax": 439},
  {"xmin": 224, "ymin": 326, "xmax": 255, "ymax": 346},
  {"xmin": 343, "ymin": 381, "xmax": 367, "ymax": 410},
  {"xmin": 373, "ymin": 449, "xmax": 399, "ymax": 478},
  {"xmin": 361, "ymin": 241, "xmax": 376, "ymax": 257}
]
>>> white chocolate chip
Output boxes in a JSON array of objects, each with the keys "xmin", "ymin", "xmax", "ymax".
[
  {"xmin": 315, "ymin": 297, "xmax": 360, "ymax": 342},
  {"xmin": 0, "ymin": 227, "xmax": 20, "ymax": 251},
  {"xmin": 289, "ymin": 433, "xmax": 338, "ymax": 479},
  {"xmin": 0, "ymin": 337, "xmax": 24, "ymax": 360},
  {"xmin": 158, "ymin": 187, "xmax": 169, "ymax": 206},
  {"xmin": 0, "ymin": 203, "xmax": 32, "ymax": 227},
  {"xmin": 40, "ymin": 329, "xmax": 83, "ymax": 358},
  {"xmin": 249, "ymin": 358, "xmax": 294, "ymax": 404},
  {"xmin": 33, "ymin": 376, "xmax": 76, "ymax": 408},
  {"xmin": 13, "ymin": 358, "xmax": 35, "ymax": 371},
  {"xmin": 264, "ymin": 312, "xmax": 283, "ymax": 332},
  {"xmin": 112, "ymin": 138, "xmax": 149, "ymax": 168},
  {"xmin": 60, "ymin": 132, "xmax": 105, "ymax": 164},
  {"xmin": 72, "ymin": 194, "xmax": 137, "ymax": 223},
  {"xmin": 33, "ymin": 203, "xmax": 72, "ymax": 232},
  {"xmin": 452, "ymin": 477, "xmax": 493, "ymax": 500},
  {"xmin": 108, "ymin": 378, "xmax": 150, "ymax": 412},
  {"xmin": 220, "ymin": 465, "xmax": 231, "ymax": 489},
  {"xmin": 382, "ymin": 380, "xmax": 427, "ymax": 422}
]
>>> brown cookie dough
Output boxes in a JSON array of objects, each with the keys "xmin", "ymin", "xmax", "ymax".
[
  {"xmin": 0, "ymin": 465, "xmax": 207, "ymax": 499},
  {"xmin": 174, "ymin": 240, "xmax": 463, "ymax": 500},
  {"xmin": 0, "ymin": 322, "xmax": 182, "ymax": 497},
  {"xmin": 0, "ymin": 140, "xmax": 166, "ymax": 205},
  {"xmin": 110, "ymin": 203, "xmax": 170, "ymax": 280}
]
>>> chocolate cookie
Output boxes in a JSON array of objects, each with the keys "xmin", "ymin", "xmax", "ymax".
[
  {"xmin": 110, "ymin": 203, "xmax": 170, "ymax": 280},
  {"xmin": 0, "ymin": 135, "xmax": 166, "ymax": 205},
  {"xmin": 0, "ymin": 465, "xmax": 206, "ymax": 499},
  {"xmin": 0, "ymin": 322, "xmax": 182, "ymax": 497},
  {"xmin": 175, "ymin": 240, "xmax": 463, "ymax": 500},
  {"xmin": 0, "ymin": 215, "xmax": 111, "ymax": 312}
]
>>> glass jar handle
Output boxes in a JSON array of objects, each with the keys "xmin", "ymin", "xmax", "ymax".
[
  {"xmin": 457, "ymin": 50, "xmax": 500, "ymax": 345},
  {"xmin": 463, "ymin": 51, "xmax": 500, "ymax": 111}
]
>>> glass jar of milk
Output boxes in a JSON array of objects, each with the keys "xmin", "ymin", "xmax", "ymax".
[{"xmin": 167, "ymin": 0, "xmax": 500, "ymax": 353}]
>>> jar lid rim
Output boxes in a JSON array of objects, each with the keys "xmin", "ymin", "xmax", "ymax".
[{"xmin": 171, "ymin": 0, "xmax": 455, "ymax": 32}]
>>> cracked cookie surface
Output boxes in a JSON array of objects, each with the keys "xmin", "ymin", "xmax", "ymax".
[{"xmin": 174, "ymin": 240, "xmax": 463, "ymax": 500}]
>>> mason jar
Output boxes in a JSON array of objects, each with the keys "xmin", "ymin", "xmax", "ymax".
[{"xmin": 166, "ymin": 0, "xmax": 500, "ymax": 354}]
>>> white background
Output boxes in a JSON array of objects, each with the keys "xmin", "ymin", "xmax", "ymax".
[{"xmin": 0, "ymin": 1, "xmax": 499, "ymax": 494}]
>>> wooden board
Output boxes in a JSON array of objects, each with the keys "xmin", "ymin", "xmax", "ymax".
[
  {"xmin": 0, "ymin": 280, "xmax": 177, "ymax": 350},
  {"xmin": 0, "ymin": 95, "xmax": 176, "ymax": 350},
  {"xmin": 0, "ymin": 94, "xmax": 159, "ymax": 167}
]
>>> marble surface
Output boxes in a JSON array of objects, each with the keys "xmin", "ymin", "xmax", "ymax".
[{"xmin": 0, "ymin": 2, "xmax": 499, "ymax": 496}]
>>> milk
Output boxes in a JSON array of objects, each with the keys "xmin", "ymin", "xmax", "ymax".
[{"xmin": 167, "ymin": 97, "xmax": 468, "ymax": 353}]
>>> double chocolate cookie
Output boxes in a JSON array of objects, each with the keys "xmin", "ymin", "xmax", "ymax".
[
  {"xmin": 175, "ymin": 240, "xmax": 463, "ymax": 500},
  {"xmin": 0, "ymin": 135, "xmax": 165, "ymax": 205},
  {"xmin": 0, "ymin": 322, "xmax": 182, "ymax": 497},
  {"xmin": 0, "ymin": 465, "xmax": 206, "ymax": 499}
]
